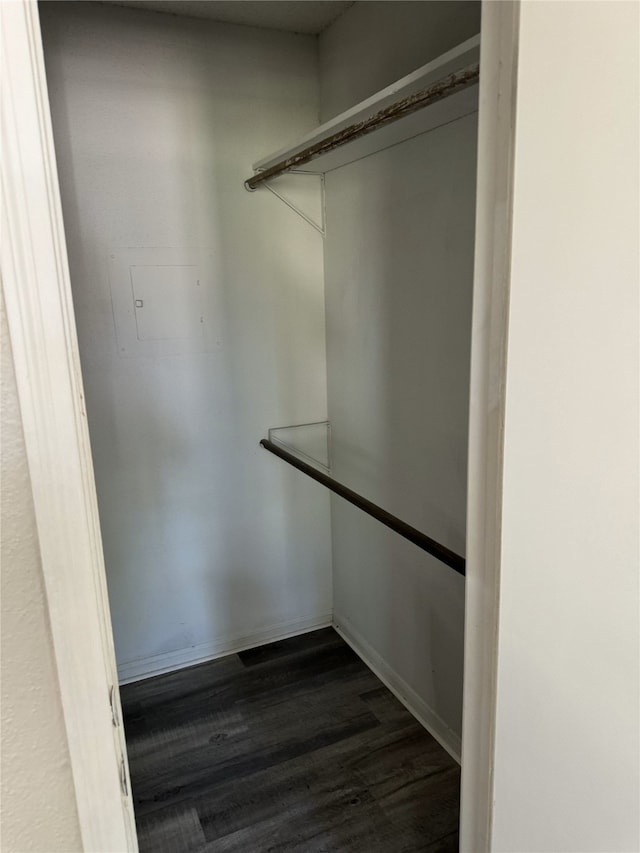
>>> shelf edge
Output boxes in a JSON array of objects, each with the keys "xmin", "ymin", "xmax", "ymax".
[{"xmin": 251, "ymin": 33, "xmax": 481, "ymax": 175}]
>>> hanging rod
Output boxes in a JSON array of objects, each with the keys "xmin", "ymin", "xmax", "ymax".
[
  {"xmin": 260, "ymin": 438, "xmax": 465, "ymax": 576},
  {"xmin": 245, "ymin": 64, "xmax": 479, "ymax": 192}
]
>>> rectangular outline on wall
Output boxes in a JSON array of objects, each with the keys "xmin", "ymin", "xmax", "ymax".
[
  {"xmin": 128, "ymin": 263, "xmax": 201, "ymax": 342},
  {"xmin": 108, "ymin": 247, "xmax": 216, "ymax": 357}
]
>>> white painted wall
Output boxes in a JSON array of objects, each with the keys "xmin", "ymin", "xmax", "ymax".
[
  {"xmin": 490, "ymin": 1, "xmax": 640, "ymax": 850},
  {"xmin": 320, "ymin": 0, "xmax": 480, "ymax": 121},
  {"xmin": 0, "ymin": 296, "xmax": 82, "ymax": 852},
  {"xmin": 40, "ymin": 2, "xmax": 331, "ymax": 681},
  {"xmin": 320, "ymin": 4, "xmax": 480, "ymax": 751}
]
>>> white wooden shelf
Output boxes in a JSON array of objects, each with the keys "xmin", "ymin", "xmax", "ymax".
[{"xmin": 249, "ymin": 34, "xmax": 480, "ymax": 183}]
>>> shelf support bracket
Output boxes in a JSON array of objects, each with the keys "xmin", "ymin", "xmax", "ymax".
[{"xmin": 245, "ymin": 172, "xmax": 325, "ymax": 237}]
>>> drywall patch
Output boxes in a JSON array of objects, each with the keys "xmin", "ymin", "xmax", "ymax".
[{"xmin": 109, "ymin": 247, "xmax": 218, "ymax": 356}]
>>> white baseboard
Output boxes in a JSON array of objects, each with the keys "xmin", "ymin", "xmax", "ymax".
[
  {"xmin": 333, "ymin": 613, "xmax": 462, "ymax": 764},
  {"xmin": 118, "ymin": 612, "xmax": 333, "ymax": 684}
]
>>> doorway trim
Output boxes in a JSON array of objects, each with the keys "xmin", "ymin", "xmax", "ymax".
[
  {"xmin": 459, "ymin": 2, "xmax": 520, "ymax": 851},
  {"xmin": 1, "ymin": 1, "xmax": 137, "ymax": 849}
]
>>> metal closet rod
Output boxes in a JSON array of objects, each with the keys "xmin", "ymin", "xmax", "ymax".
[
  {"xmin": 260, "ymin": 438, "xmax": 466, "ymax": 576},
  {"xmin": 245, "ymin": 63, "xmax": 479, "ymax": 191}
]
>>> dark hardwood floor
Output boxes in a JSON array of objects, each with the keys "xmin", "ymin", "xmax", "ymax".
[{"xmin": 120, "ymin": 627, "xmax": 460, "ymax": 852}]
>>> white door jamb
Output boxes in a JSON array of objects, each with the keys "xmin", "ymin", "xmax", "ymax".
[
  {"xmin": 459, "ymin": 2, "xmax": 520, "ymax": 850},
  {"xmin": 1, "ymin": 1, "xmax": 137, "ymax": 849}
]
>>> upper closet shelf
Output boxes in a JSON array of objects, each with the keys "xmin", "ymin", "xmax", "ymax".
[{"xmin": 245, "ymin": 35, "xmax": 480, "ymax": 191}]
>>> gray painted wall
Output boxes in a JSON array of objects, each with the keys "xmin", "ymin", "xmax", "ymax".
[
  {"xmin": 40, "ymin": 2, "xmax": 332, "ymax": 680},
  {"xmin": 320, "ymin": 2, "xmax": 479, "ymax": 745},
  {"xmin": 320, "ymin": 0, "xmax": 480, "ymax": 121}
]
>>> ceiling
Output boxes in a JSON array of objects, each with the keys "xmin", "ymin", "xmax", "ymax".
[{"xmin": 94, "ymin": 1, "xmax": 356, "ymax": 34}]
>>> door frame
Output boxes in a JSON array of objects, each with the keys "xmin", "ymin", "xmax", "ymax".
[
  {"xmin": 1, "ymin": 1, "xmax": 520, "ymax": 850},
  {"xmin": 459, "ymin": 2, "xmax": 520, "ymax": 850},
  {"xmin": 1, "ymin": 1, "xmax": 137, "ymax": 849}
]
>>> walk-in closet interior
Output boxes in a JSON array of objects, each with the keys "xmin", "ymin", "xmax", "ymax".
[{"xmin": 39, "ymin": 0, "xmax": 481, "ymax": 848}]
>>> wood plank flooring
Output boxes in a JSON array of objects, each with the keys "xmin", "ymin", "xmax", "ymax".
[{"xmin": 120, "ymin": 628, "xmax": 460, "ymax": 852}]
